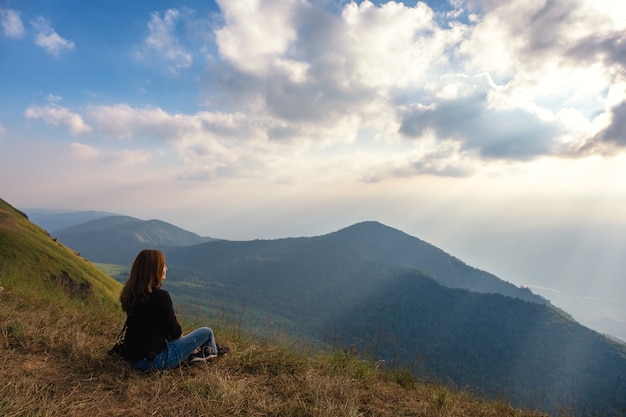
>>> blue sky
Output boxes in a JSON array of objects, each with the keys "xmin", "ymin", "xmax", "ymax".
[{"xmin": 1, "ymin": 0, "xmax": 626, "ymax": 340}]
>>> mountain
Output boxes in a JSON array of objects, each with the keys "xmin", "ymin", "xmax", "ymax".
[
  {"xmin": 162, "ymin": 221, "xmax": 547, "ymax": 320},
  {"xmin": 23, "ymin": 208, "xmax": 120, "ymax": 232},
  {"xmin": 52, "ymin": 215, "xmax": 217, "ymax": 264},
  {"xmin": 305, "ymin": 221, "xmax": 545, "ymax": 302},
  {"xmin": 55, "ymin": 218, "xmax": 546, "ymax": 303},
  {"xmin": 160, "ymin": 222, "xmax": 626, "ymax": 415},
  {"xmin": 0, "ymin": 198, "xmax": 551, "ymax": 417}
]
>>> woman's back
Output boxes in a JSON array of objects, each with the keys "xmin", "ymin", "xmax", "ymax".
[{"xmin": 121, "ymin": 288, "xmax": 182, "ymax": 362}]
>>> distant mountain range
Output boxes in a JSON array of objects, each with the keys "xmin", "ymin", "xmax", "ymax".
[
  {"xmin": 24, "ymin": 208, "xmax": 121, "ymax": 232},
  {"xmin": 25, "ymin": 209, "xmax": 626, "ymax": 416},
  {"xmin": 38, "ymin": 214, "xmax": 217, "ymax": 265}
]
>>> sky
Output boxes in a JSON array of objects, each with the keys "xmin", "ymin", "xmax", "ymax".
[{"xmin": 1, "ymin": 0, "xmax": 625, "ymax": 340}]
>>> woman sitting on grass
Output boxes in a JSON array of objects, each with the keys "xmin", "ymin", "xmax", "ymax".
[{"xmin": 117, "ymin": 249, "xmax": 229, "ymax": 371}]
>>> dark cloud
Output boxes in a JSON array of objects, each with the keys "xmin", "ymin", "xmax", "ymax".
[
  {"xmin": 467, "ymin": 0, "xmax": 582, "ymax": 51},
  {"xmin": 202, "ymin": 0, "xmax": 367, "ymax": 126},
  {"xmin": 201, "ymin": 60, "xmax": 260, "ymax": 113},
  {"xmin": 469, "ymin": 0, "xmax": 622, "ymax": 70},
  {"xmin": 202, "ymin": 55, "xmax": 376, "ymax": 141},
  {"xmin": 566, "ymin": 32, "xmax": 626, "ymax": 68},
  {"xmin": 263, "ymin": 76, "xmax": 368, "ymax": 124},
  {"xmin": 593, "ymin": 101, "xmax": 626, "ymax": 146},
  {"xmin": 526, "ymin": 0, "xmax": 578, "ymax": 50},
  {"xmin": 202, "ymin": 58, "xmax": 373, "ymax": 143},
  {"xmin": 399, "ymin": 89, "xmax": 562, "ymax": 160},
  {"xmin": 576, "ymin": 101, "xmax": 626, "ymax": 155},
  {"xmin": 267, "ymin": 124, "xmax": 301, "ymax": 142}
]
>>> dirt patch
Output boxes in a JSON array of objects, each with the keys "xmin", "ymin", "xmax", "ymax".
[{"xmin": 45, "ymin": 270, "xmax": 92, "ymax": 298}]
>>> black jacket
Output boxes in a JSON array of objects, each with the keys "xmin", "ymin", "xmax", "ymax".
[{"xmin": 120, "ymin": 289, "xmax": 182, "ymax": 362}]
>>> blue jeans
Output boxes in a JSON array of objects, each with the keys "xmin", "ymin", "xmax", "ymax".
[{"xmin": 132, "ymin": 327, "xmax": 217, "ymax": 371}]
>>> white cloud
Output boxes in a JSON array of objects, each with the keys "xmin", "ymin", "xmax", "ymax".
[
  {"xmin": 84, "ymin": 103, "xmax": 367, "ymax": 182},
  {"xmin": 87, "ymin": 104, "xmax": 182, "ymax": 140},
  {"xmin": 46, "ymin": 94, "xmax": 63, "ymax": 103},
  {"xmin": 215, "ymin": 0, "xmax": 301, "ymax": 76},
  {"xmin": 204, "ymin": 0, "xmax": 469, "ymax": 151},
  {"xmin": 137, "ymin": 9, "xmax": 193, "ymax": 73},
  {"xmin": 212, "ymin": 0, "xmax": 463, "ymax": 94},
  {"xmin": 0, "ymin": 123, "xmax": 6, "ymax": 136},
  {"xmin": 86, "ymin": 103, "xmax": 276, "ymax": 179},
  {"xmin": 25, "ymin": 105, "xmax": 91, "ymax": 135},
  {"xmin": 69, "ymin": 142, "xmax": 101, "ymax": 160},
  {"xmin": 84, "ymin": 0, "xmax": 626, "ymax": 184},
  {"xmin": 365, "ymin": 139, "xmax": 478, "ymax": 181},
  {"xmin": 15, "ymin": 0, "xmax": 625, "ymax": 191},
  {"xmin": 0, "ymin": 8, "xmax": 24, "ymax": 39},
  {"xmin": 70, "ymin": 142, "xmax": 151, "ymax": 165},
  {"xmin": 337, "ymin": 1, "xmax": 460, "ymax": 88},
  {"xmin": 86, "ymin": 103, "xmax": 266, "ymax": 147},
  {"xmin": 457, "ymin": 0, "xmax": 626, "ymax": 152},
  {"xmin": 31, "ymin": 16, "xmax": 75, "ymax": 56}
]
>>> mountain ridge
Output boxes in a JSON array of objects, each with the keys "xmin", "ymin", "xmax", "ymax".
[
  {"xmin": 319, "ymin": 221, "xmax": 546, "ymax": 303},
  {"xmin": 159, "ymin": 221, "xmax": 626, "ymax": 414}
]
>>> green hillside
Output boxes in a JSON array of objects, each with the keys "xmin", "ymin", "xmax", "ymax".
[
  {"xmin": 0, "ymin": 198, "xmax": 122, "ymax": 309},
  {"xmin": 0, "ymin": 197, "xmax": 550, "ymax": 417}
]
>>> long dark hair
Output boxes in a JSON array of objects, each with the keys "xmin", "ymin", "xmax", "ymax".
[{"xmin": 120, "ymin": 249, "xmax": 165, "ymax": 313}]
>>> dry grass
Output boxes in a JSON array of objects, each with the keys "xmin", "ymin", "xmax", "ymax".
[{"xmin": 0, "ymin": 283, "xmax": 553, "ymax": 417}]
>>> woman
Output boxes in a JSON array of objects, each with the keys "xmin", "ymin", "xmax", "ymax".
[{"xmin": 118, "ymin": 249, "xmax": 229, "ymax": 371}]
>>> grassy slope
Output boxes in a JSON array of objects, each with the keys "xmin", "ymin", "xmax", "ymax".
[{"xmin": 0, "ymin": 198, "xmax": 550, "ymax": 417}]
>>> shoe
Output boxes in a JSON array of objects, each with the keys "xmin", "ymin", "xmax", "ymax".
[
  {"xmin": 189, "ymin": 346, "xmax": 217, "ymax": 363},
  {"xmin": 216, "ymin": 345, "xmax": 230, "ymax": 356}
]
